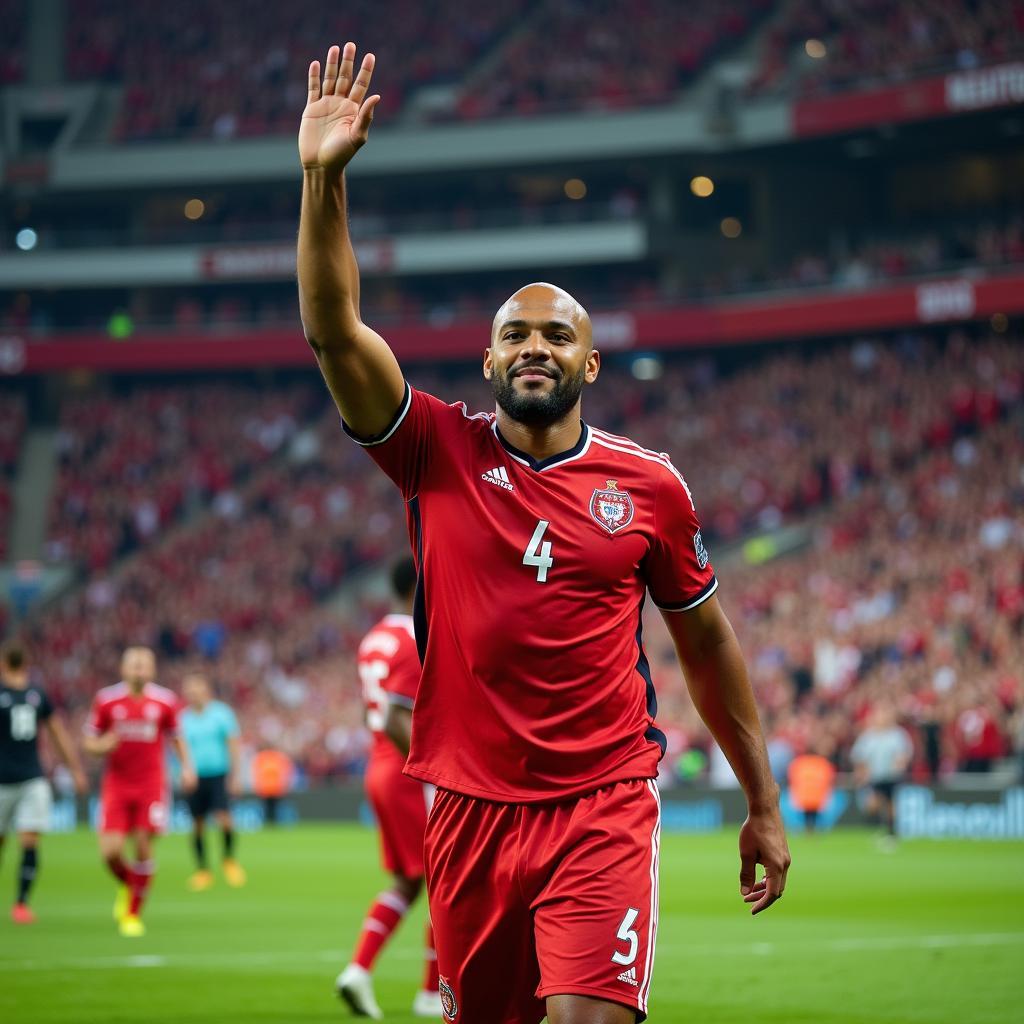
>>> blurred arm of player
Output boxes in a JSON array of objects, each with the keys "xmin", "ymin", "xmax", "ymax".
[
  {"xmin": 83, "ymin": 731, "xmax": 119, "ymax": 756},
  {"xmin": 44, "ymin": 716, "xmax": 89, "ymax": 794},
  {"xmin": 383, "ymin": 701, "xmax": 412, "ymax": 758},
  {"xmin": 663, "ymin": 596, "xmax": 791, "ymax": 916},
  {"xmin": 227, "ymin": 734, "xmax": 243, "ymax": 797},
  {"xmin": 297, "ymin": 42, "xmax": 406, "ymax": 438},
  {"xmin": 172, "ymin": 736, "xmax": 197, "ymax": 793}
]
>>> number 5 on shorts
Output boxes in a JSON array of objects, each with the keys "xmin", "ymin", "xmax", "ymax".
[{"xmin": 611, "ymin": 907, "xmax": 640, "ymax": 966}]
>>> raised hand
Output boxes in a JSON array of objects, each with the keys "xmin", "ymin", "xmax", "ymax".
[{"xmin": 299, "ymin": 43, "xmax": 381, "ymax": 172}]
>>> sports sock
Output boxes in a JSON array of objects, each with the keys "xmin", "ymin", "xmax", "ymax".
[
  {"xmin": 222, "ymin": 828, "xmax": 235, "ymax": 859},
  {"xmin": 128, "ymin": 860, "xmax": 155, "ymax": 916},
  {"xmin": 193, "ymin": 832, "xmax": 207, "ymax": 870},
  {"xmin": 106, "ymin": 853, "xmax": 131, "ymax": 884},
  {"xmin": 423, "ymin": 920, "xmax": 439, "ymax": 992},
  {"xmin": 17, "ymin": 847, "xmax": 38, "ymax": 905},
  {"xmin": 352, "ymin": 890, "xmax": 409, "ymax": 971}
]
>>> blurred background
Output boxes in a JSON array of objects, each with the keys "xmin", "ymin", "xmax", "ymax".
[{"xmin": 0, "ymin": 0, "xmax": 1022, "ymax": 821}]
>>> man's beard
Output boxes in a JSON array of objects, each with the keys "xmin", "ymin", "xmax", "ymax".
[{"xmin": 491, "ymin": 364, "xmax": 586, "ymax": 427}]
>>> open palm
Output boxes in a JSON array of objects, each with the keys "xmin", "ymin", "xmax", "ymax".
[{"xmin": 299, "ymin": 43, "xmax": 380, "ymax": 172}]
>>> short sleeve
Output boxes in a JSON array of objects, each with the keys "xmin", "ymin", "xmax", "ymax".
[
  {"xmin": 37, "ymin": 689, "xmax": 54, "ymax": 721},
  {"xmin": 382, "ymin": 632, "xmax": 421, "ymax": 709},
  {"xmin": 86, "ymin": 697, "xmax": 110, "ymax": 736},
  {"xmin": 342, "ymin": 384, "xmax": 443, "ymax": 501},
  {"xmin": 162, "ymin": 701, "xmax": 180, "ymax": 736},
  {"xmin": 643, "ymin": 464, "xmax": 718, "ymax": 612},
  {"xmin": 223, "ymin": 705, "xmax": 240, "ymax": 738}
]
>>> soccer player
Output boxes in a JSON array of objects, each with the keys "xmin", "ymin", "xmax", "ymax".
[
  {"xmin": 0, "ymin": 644, "xmax": 86, "ymax": 924},
  {"xmin": 298, "ymin": 43, "xmax": 790, "ymax": 1023},
  {"xmin": 851, "ymin": 704, "xmax": 913, "ymax": 848},
  {"xmin": 83, "ymin": 646, "xmax": 196, "ymax": 937},
  {"xmin": 180, "ymin": 673, "xmax": 246, "ymax": 891},
  {"xmin": 337, "ymin": 556, "xmax": 441, "ymax": 1019}
]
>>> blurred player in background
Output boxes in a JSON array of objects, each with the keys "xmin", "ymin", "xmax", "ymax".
[
  {"xmin": 0, "ymin": 644, "xmax": 86, "ymax": 924},
  {"xmin": 298, "ymin": 43, "xmax": 789, "ymax": 1024},
  {"xmin": 337, "ymin": 556, "xmax": 440, "ymax": 1019},
  {"xmin": 787, "ymin": 743, "xmax": 836, "ymax": 833},
  {"xmin": 851, "ymin": 705, "xmax": 913, "ymax": 848},
  {"xmin": 180, "ymin": 673, "xmax": 246, "ymax": 891},
  {"xmin": 83, "ymin": 646, "xmax": 195, "ymax": 937}
]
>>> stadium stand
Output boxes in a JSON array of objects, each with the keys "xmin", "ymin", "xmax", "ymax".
[
  {"xmin": 65, "ymin": 0, "xmax": 528, "ymax": 140},
  {"xmin": 0, "ymin": 393, "xmax": 26, "ymax": 563},
  {"xmin": 751, "ymin": 0, "xmax": 1024, "ymax": 95},
  {"xmin": 0, "ymin": 0, "xmax": 24, "ymax": 85},
  {"xmin": 46, "ymin": 381, "xmax": 319, "ymax": 570},
  {"xmin": 4, "ymin": 207, "xmax": 1021, "ymax": 337},
  {"xmin": 456, "ymin": 0, "xmax": 771, "ymax": 119}
]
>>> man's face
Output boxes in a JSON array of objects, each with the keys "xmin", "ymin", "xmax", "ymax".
[
  {"xmin": 121, "ymin": 648, "xmax": 156, "ymax": 686},
  {"xmin": 184, "ymin": 676, "xmax": 209, "ymax": 709},
  {"xmin": 485, "ymin": 284, "xmax": 599, "ymax": 428}
]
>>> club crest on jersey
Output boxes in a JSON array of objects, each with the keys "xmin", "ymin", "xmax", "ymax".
[
  {"xmin": 694, "ymin": 529, "xmax": 709, "ymax": 570},
  {"xmin": 590, "ymin": 480, "xmax": 635, "ymax": 535},
  {"xmin": 439, "ymin": 977, "xmax": 458, "ymax": 1020}
]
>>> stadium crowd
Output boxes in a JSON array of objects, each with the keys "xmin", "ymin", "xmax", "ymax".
[
  {"xmin": 65, "ymin": 0, "xmax": 525, "ymax": 140},
  {"xmin": 751, "ymin": 0, "xmax": 1024, "ymax": 95},
  {"xmin": 36, "ymin": 0, "xmax": 1017, "ymax": 137},
  {"xmin": 11, "ymin": 327, "xmax": 1023, "ymax": 787},
  {"xmin": 46, "ymin": 381, "xmax": 319, "ymax": 571},
  {"xmin": 456, "ymin": 0, "xmax": 771, "ymax": 119},
  {"xmin": 0, "ymin": 393, "xmax": 26, "ymax": 564}
]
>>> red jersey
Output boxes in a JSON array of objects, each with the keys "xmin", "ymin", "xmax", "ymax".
[
  {"xmin": 346, "ymin": 385, "xmax": 717, "ymax": 802},
  {"xmin": 86, "ymin": 682, "xmax": 179, "ymax": 791},
  {"xmin": 359, "ymin": 612, "xmax": 420, "ymax": 771}
]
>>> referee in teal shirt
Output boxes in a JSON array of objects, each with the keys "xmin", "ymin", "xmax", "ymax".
[{"xmin": 180, "ymin": 674, "xmax": 246, "ymax": 890}]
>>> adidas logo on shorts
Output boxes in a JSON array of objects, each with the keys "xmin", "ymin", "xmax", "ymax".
[
  {"xmin": 616, "ymin": 966, "xmax": 638, "ymax": 987},
  {"xmin": 481, "ymin": 466, "xmax": 514, "ymax": 491}
]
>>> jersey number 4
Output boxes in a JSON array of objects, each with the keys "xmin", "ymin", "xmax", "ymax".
[{"xmin": 523, "ymin": 519, "xmax": 554, "ymax": 583}]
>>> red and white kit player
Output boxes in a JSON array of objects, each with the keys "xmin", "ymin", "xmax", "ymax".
[
  {"xmin": 84, "ymin": 647, "xmax": 195, "ymax": 937},
  {"xmin": 299, "ymin": 42, "xmax": 790, "ymax": 1024},
  {"xmin": 337, "ymin": 557, "xmax": 441, "ymax": 1020}
]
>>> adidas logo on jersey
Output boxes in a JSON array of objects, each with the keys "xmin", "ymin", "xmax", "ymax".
[
  {"xmin": 616, "ymin": 966, "xmax": 638, "ymax": 987},
  {"xmin": 481, "ymin": 466, "xmax": 514, "ymax": 491}
]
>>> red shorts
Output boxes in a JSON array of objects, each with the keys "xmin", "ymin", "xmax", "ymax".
[
  {"xmin": 366, "ymin": 756, "xmax": 430, "ymax": 879},
  {"xmin": 424, "ymin": 778, "xmax": 662, "ymax": 1024},
  {"xmin": 100, "ymin": 783, "xmax": 169, "ymax": 835}
]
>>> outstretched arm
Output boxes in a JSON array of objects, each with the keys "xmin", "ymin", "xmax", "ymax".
[
  {"xmin": 298, "ymin": 42, "xmax": 405, "ymax": 438},
  {"xmin": 662, "ymin": 596, "xmax": 791, "ymax": 915}
]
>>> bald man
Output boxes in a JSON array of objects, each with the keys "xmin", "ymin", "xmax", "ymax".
[{"xmin": 298, "ymin": 42, "xmax": 789, "ymax": 1024}]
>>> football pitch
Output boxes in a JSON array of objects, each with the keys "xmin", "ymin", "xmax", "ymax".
[{"xmin": 1, "ymin": 825, "xmax": 1020, "ymax": 1024}]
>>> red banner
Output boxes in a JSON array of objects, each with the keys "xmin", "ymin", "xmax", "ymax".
[
  {"xmin": 7, "ymin": 271, "xmax": 1023, "ymax": 375},
  {"xmin": 793, "ymin": 61, "xmax": 1024, "ymax": 138}
]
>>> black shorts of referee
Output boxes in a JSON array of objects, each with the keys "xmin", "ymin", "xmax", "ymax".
[{"xmin": 188, "ymin": 774, "xmax": 230, "ymax": 818}]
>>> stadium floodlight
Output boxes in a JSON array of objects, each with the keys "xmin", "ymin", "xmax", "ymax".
[{"xmin": 690, "ymin": 176, "xmax": 714, "ymax": 198}]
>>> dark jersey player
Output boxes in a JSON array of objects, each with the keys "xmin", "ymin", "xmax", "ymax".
[
  {"xmin": 337, "ymin": 556, "xmax": 441, "ymax": 1019},
  {"xmin": 298, "ymin": 43, "xmax": 791, "ymax": 1024},
  {"xmin": 0, "ymin": 644, "xmax": 86, "ymax": 924}
]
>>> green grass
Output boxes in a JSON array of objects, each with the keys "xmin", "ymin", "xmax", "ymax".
[{"xmin": 0, "ymin": 826, "xmax": 1021, "ymax": 1023}]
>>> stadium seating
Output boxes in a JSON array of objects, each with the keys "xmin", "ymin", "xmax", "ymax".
[
  {"xmin": 21, "ymin": 327, "xmax": 1021, "ymax": 784},
  {"xmin": 46, "ymin": 380, "xmax": 319, "ymax": 570},
  {"xmin": 456, "ymin": 0, "xmax": 771, "ymax": 120},
  {"xmin": 0, "ymin": 393, "xmax": 26, "ymax": 564},
  {"xmin": 750, "ymin": 0, "xmax": 1024, "ymax": 95},
  {"xmin": 65, "ymin": 0, "xmax": 527, "ymax": 140}
]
